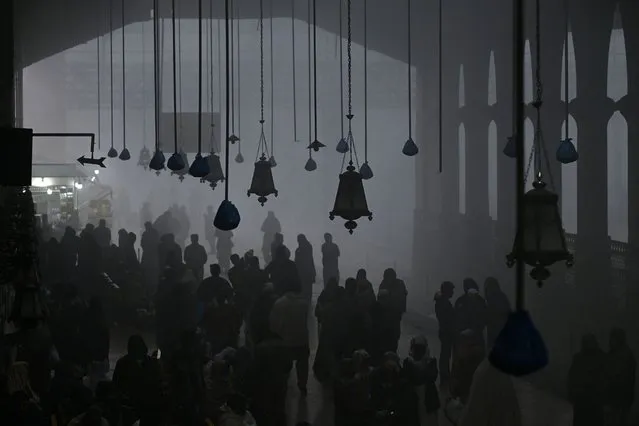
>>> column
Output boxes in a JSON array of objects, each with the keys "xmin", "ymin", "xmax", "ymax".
[{"xmin": 571, "ymin": 0, "xmax": 616, "ymax": 334}]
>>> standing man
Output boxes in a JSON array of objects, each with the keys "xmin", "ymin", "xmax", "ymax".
[
  {"xmin": 184, "ymin": 234, "xmax": 208, "ymax": 282},
  {"xmin": 321, "ymin": 233, "xmax": 340, "ymax": 287},
  {"xmin": 435, "ymin": 281, "xmax": 456, "ymax": 386}
]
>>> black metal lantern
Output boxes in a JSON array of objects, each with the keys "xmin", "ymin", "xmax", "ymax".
[
  {"xmin": 329, "ymin": 162, "xmax": 373, "ymax": 234},
  {"xmin": 506, "ymin": 177, "xmax": 574, "ymax": 286},
  {"xmin": 201, "ymin": 153, "xmax": 225, "ymax": 189},
  {"xmin": 248, "ymin": 154, "xmax": 278, "ymax": 206},
  {"xmin": 171, "ymin": 150, "xmax": 189, "ymax": 182}
]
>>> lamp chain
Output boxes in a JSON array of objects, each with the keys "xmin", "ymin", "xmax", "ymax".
[
  {"xmin": 346, "ymin": 0, "xmax": 354, "ymax": 165},
  {"xmin": 308, "ymin": 0, "xmax": 313, "ymax": 157},
  {"xmin": 96, "ymin": 5, "xmax": 101, "ymax": 150},
  {"xmin": 230, "ymin": 0, "xmax": 235, "ymax": 135},
  {"xmin": 260, "ymin": 0, "xmax": 264, "ymax": 125},
  {"xmin": 292, "ymin": 0, "xmax": 297, "ymax": 141},
  {"xmin": 142, "ymin": 17, "xmax": 146, "ymax": 148},
  {"xmin": 270, "ymin": 0, "xmax": 275, "ymax": 158}
]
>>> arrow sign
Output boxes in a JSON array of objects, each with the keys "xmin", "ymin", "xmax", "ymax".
[{"xmin": 77, "ymin": 155, "xmax": 106, "ymax": 168}]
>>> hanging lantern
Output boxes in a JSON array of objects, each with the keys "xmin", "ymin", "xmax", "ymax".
[
  {"xmin": 248, "ymin": 155, "xmax": 278, "ymax": 206},
  {"xmin": 172, "ymin": 150, "xmax": 189, "ymax": 182},
  {"xmin": 167, "ymin": 152, "xmax": 185, "ymax": 171},
  {"xmin": 330, "ymin": 162, "xmax": 373, "ymax": 234},
  {"xmin": 118, "ymin": 148, "xmax": 131, "ymax": 161},
  {"xmin": 138, "ymin": 146, "xmax": 151, "ymax": 169},
  {"xmin": 402, "ymin": 138, "xmax": 419, "ymax": 156},
  {"xmin": 336, "ymin": 137, "xmax": 349, "ymax": 154},
  {"xmin": 269, "ymin": 155, "xmax": 277, "ymax": 168},
  {"xmin": 556, "ymin": 138, "xmax": 578, "ymax": 164},
  {"xmin": 201, "ymin": 153, "xmax": 225, "ymax": 189},
  {"xmin": 235, "ymin": 152, "xmax": 244, "ymax": 163},
  {"xmin": 505, "ymin": 176, "xmax": 574, "ymax": 287},
  {"xmin": 189, "ymin": 153, "xmax": 211, "ymax": 178},
  {"xmin": 503, "ymin": 136, "xmax": 517, "ymax": 158},
  {"xmin": 107, "ymin": 147, "xmax": 119, "ymax": 158},
  {"xmin": 214, "ymin": 199, "xmax": 241, "ymax": 231},
  {"xmin": 304, "ymin": 157, "xmax": 317, "ymax": 171},
  {"xmin": 149, "ymin": 149, "xmax": 166, "ymax": 172},
  {"xmin": 308, "ymin": 140, "xmax": 326, "ymax": 152},
  {"xmin": 359, "ymin": 162, "xmax": 373, "ymax": 180}
]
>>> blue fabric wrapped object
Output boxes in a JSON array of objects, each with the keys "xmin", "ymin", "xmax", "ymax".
[
  {"xmin": 503, "ymin": 136, "xmax": 517, "ymax": 158},
  {"xmin": 360, "ymin": 162, "xmax": 373, "ymax": 180},
  {"xmin": 189, "ymin": 153, "xmax": 211, "ymax": 178},
  {"xmin": 167, "ymin": 152, "xmax": 185, "ymax": 171},
  {"xmin": 107, "ymin": 147, "xmax": 119, "ymax": 158},
  {"xmin": 336, "ymin": 138, "xmax": 349, "ymax": 154},
  {"xmin": 304, "ymin": 158, "xmax": 317, "ymax": 171},
  {"xmin": 213, "ymin": 200, "xmax": 241, "ymax": 231},
  {"xmin": 489, "ymin": 310, "xmax": 549, "ymax": 377},
  {"xmin": 118, "ymin": 148, "xmax": 131, "ymax": 161},
  {"xmin": 556, "ymin": 138, "xmax": 578, "ymax": 164},
  {"xmin": 402, "ymin": 138, "xmax": 419, "ymax": 156}
]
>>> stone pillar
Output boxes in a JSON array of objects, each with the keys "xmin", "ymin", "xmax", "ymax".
[
  {"xmin": 0, "ymin": 0, "xmax": 14, "ymax": 127},
  {"xmin": 571, "ymin": 0, "xmax": 616, "ymax": 335}
]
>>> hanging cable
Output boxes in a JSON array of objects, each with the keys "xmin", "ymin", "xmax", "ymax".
[
  {"xmin": 406, "ymin": 0, "xmax": 412, "ymax": 141},
  {"xmin": 121, "ymin": 0, "xmax": 127, "ymax": 153},
  {"xmin": 364, "ymin": 0, "xmax": 368, "ymax": 164},
  {"xmin": 197, "ymin": 0, "xmax": 203, "ymax": 155},
  {"xmin": 230, "ymin": 0, "xmax": 236, "ymax": 137},
  {"xmin": 96, "ymin": 6, "xmax": 101, "ymax": 150},
  {"xmin": 236, "ymin": 0, "xmax": 242, "ymax": 145},
  {"xmin": 438, "ymin": 0, "xmax": 443, "ymax": 172},
  {"xmin": 339, "ymin": 0, "xmax": 345, "ymax": 140},
  {"xmin": 313, "ymin": 0, "xmax": 319, "ymax": 146},
  {"xmin": 307, "ymin": 0, "xmax": 312, "ymax": 152},
  {"xmin": 153, "ymin": 0, "xmax": 159, "ymax": 153},
  {"xmin": 177, "ymin": 2, "xmax": 183, "ymax": 147},
  {"xmin": 346, "ymin": 0, "xmax": 353, "ymax": 166},
  {"xmin": 171, "ymin": 0, "xmax": 178, "ymax": 154},
  {"xmin": 142, "ymin": 19, "xmax": 147, "ymax": 149},
  {"xmin": 269, "ymin": 0, "xmax": 275, "ymax": 158},
  {"xmin": 292, "ymin": 0, "xmax": 298, "ymax": 141},
  {"xmin": 218, "ymin": 16, "xmax": 223, "ymax": 131},
  {"xmin": 564, "ymin": 0, "xmax": 569, "ymax": 141},
  {"xmin": 206, "ymin": 0, "xmax": 212, "ymax": 151},
  {"xmin": 109, "ymin": 0, "xmax": 115, "ymax": 152},
  {"xmin": 224, "ymin": 0, "xmax": 232, "ymax": 199}
]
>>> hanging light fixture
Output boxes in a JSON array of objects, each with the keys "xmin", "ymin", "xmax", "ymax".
[
  {"xmin": 189, "ymin": 0, "xmax": 211, "ymax": 178},
  {"xmin": 330, "ymin": 0, "xmax": 372, "ymax": 234},
  {"xmin": 235, "ymin": 1, "xmax": 245, "ymax": 161},
  {"xmin": 228, "ymin": 0, "xmax": 239, "ymax": 145},
  {"xmin": 291, "ymin": 0, "xmax": 299, "ymax": 142},
  {"xmin": 307, "ymin": 0, "xmax": 325, "ymax": 153},
  {"xmin": 503, "ymin": 136, "xmax": 517, "ymax": 158},
  {"xmin": 304, "ymin": 0, "xmax": 318, "ymax": 171},
  {"xmin": 402, "ymin": 0, "xmax": 418, "ymax": 157},
  {"xmin": 149, "ymin": 0, "xmax": 165, "ymax": 174},
  {"xmin": 247, "ymin": 0, "xmax": 278, "ymax": 206},
  {"xmin": 167, "ymin": 0, "xmax": 184, "ymax": 172},
  {"xmin": 138, "ymin": 18, "xmax": 151, "ymax": 169},
  {"xmin": 119, "ymin": 0, "xmax": 131, "ymax": 161},
  {"xmin": 172, "ymin": 149, "xmax": 189, "ymax": 181},
  {"xmin": 268, "ymin": 0, "xmax": 277, "ymax": 168},
  {"xmin": 96, "ymin": 6, "xmax": 103, "ymax": 153},
  {"xmin": 214, "ymin": 0, "xmax": 241, "ymax": 232},
  {"xmin": 556, "ymin": 0, "xmax": 578, "ymax": 165},
  {"xmin": 360, "ymin": 0, "xmax": 372, "ymax": 179},
  {"xmin": 335, "ymin": 0, "xmax": 348, "ymax": 155},
  {"xmin": 107, "ymin": 0, "xmax": 118, "ymax": 159}
]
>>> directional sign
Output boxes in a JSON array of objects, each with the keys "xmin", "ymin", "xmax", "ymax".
[{"xmin": 77, "ymin": 155, "xmax": 106, "ymax": 168}]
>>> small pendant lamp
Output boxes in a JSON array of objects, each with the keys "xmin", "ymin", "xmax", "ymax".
[
  {"xmin": 167, "ymin": 0, "xmax": 183, "ymax": 172},
  {"xmin": 149, "ymin": 0, "xmax": 165, "ymax": 174},
  {"xmin": 107, "ymin": 0, "xmax": 118, "ymax": 159},
  {"xmin": 118, "ymin": 0, "xmax": 131, "ymax": 161},
  {"xmin": 234, "ymin": 6, "xmax": 245, "ymax": 162},
  {"xmin": 360, "ymin": 0, "xmax": 373, "ymax": 180},
  {"xmin": 214, "ymin": 0, "xmax": 241, "ymax": 232},
  {"xmin": 248, "ymin": 0, "xmax": 278, "ymax": 206},
  {"xmin": 556, "ymin": 1, "xmax": 578, "ymax": 165},
  {"xmin": 172, "ymin": 149, "xmax": 189, "ymax": 181},
  {"xmin": 402, "ymin": 0, "xmax": 418, "ymax": 157},
  {"xmin": 335, "ymin": 0, "xmax": 348, "ymax": 155},
  {"xmin": 304, "ymin": 0, "xmax": 318, "ymax": 171},
  {"xmin": 503, "ymin": 136, "xmax": 517, "ymax": 158},
  {"xmin": 307, "ymin": 0, "xmax": 324, "ymax": 154},
  {"xmin": 189, "ymin": 0, "xmax": 211, "ymax": 178},
  {"xmin": 235, "ymin": 142, "xmax": 244, "ymax": 163},
  {"xmin": 330, "ymin": 0, "xmax": 372, "ymax": 234},
  {"xmin": 305, "ymin": 157, "xmax": 317, "ymax": 171}
]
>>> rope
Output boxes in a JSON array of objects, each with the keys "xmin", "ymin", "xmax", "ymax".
[
  {"xmin": 438, "ymin": 0, "xmax": 443, "ymax": 173},
  {"xmin": 96, "ymin": 4, "xmax": 101, "ymax": 150},
  {"xmin": 171, "ymin": 0, "xmax": 178, "ymax": 154},
  {"xmin": 564, "ymin": 0, "xmax": 570, "ymax": 140},
  {"xmin": 153, "ymin": 0, "xmax": 159, "ymax": 152},
  {"xmin": 109, "ymin": 0, "xmax": 114, "ymax": 150},
  {"xmin": 270, "ymin": 0, "xmax": 275, "ymax": 157},
  {"xmin": 224, "ymin": 0, "xmax": 232, "ymax": 199},
  {"xmin": 346, "ymin": 0, "xmax": 353, "ymax": 165},
  {"xmin": 363, "ymin": 0, "xmax": 368, "ymax": 162},
  {"xmin": 307, "ymin": 0, "xmax": 312, "ymax": 155},
  {"xmin": 292, "ymin": 0, "xmax": 298, "ymax": 141},
  {"xmin": 197, "ymin": 0, "xmax": 203, "ymax": 154},
  {"xmin": 122, "ymin": 0, "xmax": 127, "ymax": 151},
  {"xmin": 407, "ymin": 0, "xmax": 412, "ymax": 141}
]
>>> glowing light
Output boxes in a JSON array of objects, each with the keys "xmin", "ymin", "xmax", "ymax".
[
  {"xmin": 94, "ymin": 169, "xmax": 100, "ymax": 175},
  {"xmin": 31, "ymin": 177, "xmax": 52, "ymax": 187},
  {"xmin": 46, "ymin": 188, "xmax": 53, "ymax": 195},
  {"xmin": 74, "ymin": 182, "xmax": 83, "ymax": 190}
]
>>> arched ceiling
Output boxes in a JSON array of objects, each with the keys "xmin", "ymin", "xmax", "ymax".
[{"xmin": 15, "ymin": 0, "xmax": 428, "ymax": 68}]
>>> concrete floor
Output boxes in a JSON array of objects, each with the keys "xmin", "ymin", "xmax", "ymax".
[{"xmin": 109, "ymin": 283, "xmax": 574, "ymax": 426}]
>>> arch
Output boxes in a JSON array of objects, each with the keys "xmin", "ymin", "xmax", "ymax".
[
  {"xmin": 458, "ymin": 64, "xmax": 465, "ymax": 108},
  {"xmin": 607, "ymin": 111, "xmax": 628, "ymax": 242},
  {"xmin": 488, "ymin": 120, "xmax": 498, "ymax": 220},
  {"xmin": 488, "ymin": 51, "xmax": 496, "ymax": 106},
  {"xmin": 524, "ymin": 118, "xmax": 534, "ymax": 191},
  {"xmin": 459, "ymin": 123, "xmax": 466, "ymax": 215},
  {"xmin": 607, "ymin": 6, "xmax": 628, "ymax": 102},
  {"xmin": 561, "ymin": 115, "xmax": 578, "ymax": 234},
  {"xmin": 561, "ymin": 26, "xmax": 577, "ymax": 102},
  {"xmin": 524, "ymin": 39, "xmax": 533, "ymax": 104}
]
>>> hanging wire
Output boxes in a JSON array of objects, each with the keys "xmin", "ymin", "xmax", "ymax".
[
  {"xmin": 339, "ymin": 0, "xmax": 345, "ymax": 140},
  {"xmin": 109, "ymin": 0, "xmax": 115, "ymax": 151},
  {"xmin": 177, "ymin": 2, "xmax": 183, "ymax": 148},
  {"xmin": 307, "ymin": 0, "xmax": 313, "ymax": 153},
  {"xmin": 121, "ymin": 0, "xmax": 127, "ymax": 152},
  {"xmin": 224, "ymin": 0, "xmax": 232, "ymax": 199},
  {"xmin": 255, "ymin": 0, "xmax": 270, "ymax": 161},
  {"xmin": 230, "ymin": 0, "xmax": 236, "ymax": 136},
  {"xmin": 197, "ymin": 0, "xmax": 204, "ymax": 154},
  {"xmin": 96, "ymin": 5, "xmax": 101, "ymax": 151},
  {"xmin": 218, "ymin": 16, "xmax": 223, "ymax": 134},
  {"xmin": 313, "ymin": 0, "xmax": 319, "ymax": 144},
  {"xmin": 363, "ymin": 0, "xmax": 368, "ymax": 163},
  {"xmin": 564, "ymin": 0, "xmax": 570, "ymax": 141},
  {"xmin": 344, "ymin": 0, "xmax": 360, "ymax": 169},
  {"xmin": 407, "ymin": 0, "xmax": 412, "ymax": 141},
  {"xmin": 171, "ymin": 0, "xmax": 178, "ymax": 154},
  {"xmin": 142, "ymin": 19, "xmax": 147, "ymax": 148},
  {"xmin": 292, "ymin": 0, "xmax": 298, "ymax": 141},
  {"xmin": 236, "ymin": 0, "xmax": 242, "ymax": 145},
  {"xmin": 153, "ymin": 0, "xmax": 159, "ymax": 152},
  {"xmin": 206, "ymin": 0, "xmax": 212, "ymax": 151},
  {"xmin": 269, "ymin": 0, "xmax": 275, "ymax": 158},
  {"xmin": 438, "ymin": 0, "xmax": 443, "ymax": 173}
]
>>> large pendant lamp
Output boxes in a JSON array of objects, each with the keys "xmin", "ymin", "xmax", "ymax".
[
  {"xmin": 556, "ymin": 0, "xmax": 578, "ymax": 164},
  {"xmin": 213, "ymin": 0, "xmax": 241, "ymax": 232},
  {"xmin": 138, "ymin": 18, "xmax": 151, "ymax": 169},
  {"xmin": 149, "ymin": 0, "xmax": 166, "ymax": 173},
  {"xmin": 335, "ymin": 0, "xmax": 348, "ymax": 155},
  {"xmin": 402, "ymin": 0, "xmax": 418, "ymax": 157},
  {"xmin": 118, "ymin": 0, "xmax": 131, "ymax": 161},
  {"xmin": 189, "ymin": 0, "xmax": 211, "ymax": 178},
  {"xmin": 107, "ymin": 0, "xmax": 118, "ymax": 159},
  {"xmin": 329, "ymin": 0, "xmax": 372, "ymax": 234},
  {"xmin": 247, "ymin": 0, "xmax": 278, "ymax": 206},
  {"xmin": 359, "ymin": 0, "xmax": 372, "ymax": 179},
  {"xmin": 167, "ymin": 0, "xmax": 185, "ymax": 172},
  {"xmin": 307, "ymin": 0, "xmax": 325, "ymax": 153}
]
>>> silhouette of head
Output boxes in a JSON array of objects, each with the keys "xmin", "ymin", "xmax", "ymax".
[
  {"xmin": 144, "ymin": 221, "xmax": 152, "ymax": 231},
  {"xmin": 249, "ymin": 256, "xmax": 260, "ymax": 269},
  {"xmin": 297, "ymin": 234, "xmax": 307, "ymax": 245},
  {"xmin": 581, "ymin": 334, "xmax": 600, "ymax": 354},
  {"xmin": 210, "ymin": 264, "xmax": 221, "ymax": 277},
  {"xmin": 441, "ymin": 281, "xmax": 455, "ymax": 298},
  {"xmin": 356, "ymin": 269, "xmax": 367, "ymax": 280},
  {"xmin": 284, "ymin": 279, "xmax": 302, "ymax": 294},
  {"xmin": 99, "ymin": 219, "xmax": 106, "ymax": 227},
  {"xmin": 463, "ymin": 278, "xmax": 479, "ymax": 293},
  {"xmin": 383, "ymin": 268, "xmax": 397, "ymax": 281},
  {"xmin": 345, "ymin": 278, "xmax": 357, "ymax": 297},
  {"xmin": 166, "ymin": 233, "xmax": 175, "ymax": 243},
  {"xmin": 326, "ymin": 277, "xmax": 339, "ymax": 289},
  {"xmin": 274, "ymin": 232, "xmax": 284, "ymax": 244},
  {"xmin": 324, "ymin": 233, "xmax": 332, "ymax": 243},
  {"xmin": 484, "ymin": 277, "xmax": 501, "ymax": 299},
  {"xmin": 127, "ymin": 335, "xmax": 148, "ymax": 360},
  {"xmin": 128, "ymin": 232, "xmax": 136, "ymax": 244},
  {"xmin": 85, "ymin": 223, "xmax": 95, "ymax": 233},
  {"xmin": 191, "ymin": 234, "xmax": 199, "ymax": 244},
  {"xmin": 410, "ymin": 335, "xmax": 429, "ymax": 360},
  {"xmin": 275, "ymin": 245, "xmax": 289, "ymax": 260},
  {"xmin": 230, "ymin": 254, "xmax": 241, "ymax": 266},
  {"xmin": 610, "ymin": 327, "xmax": 626, "ymax": 351}
]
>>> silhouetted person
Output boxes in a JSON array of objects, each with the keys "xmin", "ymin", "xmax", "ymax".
[
  {"xmin": 270, "ymin": 279, "xmax": 310, "ymax": 395},
  {"xmin": 484, "ymin": 277, "xmax": 511, "ymax": 348},
  {"xmin": 371, "ymin": 289, "xmax": 402, "ymax": 362},
  {"xmin": 343, "ymin": 278, "xmax": 373, "ymax": 357},
  {"xmin": 261, "ymin": 211, "xmax": 281, "ymax": 264},
  {"xmin": 80, "ymin": 297, "xmax": 110, "ymax": 390},
  {"xmin": 125, "ymin": 232, "xmax": 139, "ymax": 269},
  {"xmin": 379, "ymin": 268, "xmax": 408, "ymax": 321},
  {"xmin": 158, "ymin": 233, "xmax": 182, "ymax": 269},
  {"xmin": 355, "ymin": 269, "xmax": 376, "ymax": 313},
  {"xmin": 450, "ymin": 329, "xmax": 485, "ymax": 404},
  {"xmin": 60, "ymin": 226, "xmax": 79, "ymax": 277},
  {"xmin": 228, "ymin": 254, "xmax": 250, "ymax": 320},
  {"xmin": 77, "ymin": 227, "xmax": 102, "ymax": 293},
  {"xmin": 184, "ymin": 234, "xmax": 208, "ymax": 282},
  {"xmin": 270, "ymin": 232, "xmax": 288, "ymax": 262},
  {"xmin": 141, "ymin": 221, "xmax": 160, "ymax": 291},
  {"xmin": 455, "ymin": 278, "xmax": 487, "ymax": 348},
  {"xmin": 93, "ymin": 219, "xmax": 111, "ymax": 250},
  {"xmin": 402, "ymin": 336, "xmax": 441, "ymax": 425},
  {"xmin": 204, "ymin": 205, "xmax": 217, "ymax": 254},
  {"xmin": 140, "ymin": 201, "xmax": 152, "ymax": 229},
  {"xmin": 321, "ymin": 233, "xmax": 340, "ymax": 286},
  {"xmin": 153, "ymin": 210, "xmax": 175, "ymax": 238},
  {"xmin": 44, "ymin": 237, "xmax": 64, "ymax": 284},
  {"xmin": 568, "ymin": 334, "xmax": 606, "ymax": 426},
  {"xmin": 435, "ymin": 281, "xmax": 455, "ymax": 386},
  {"xmin": 265, "ymin": 245, "xmax": 300, "ymax": 296},
  {"xmin": 216, "ymin": 229, "xmax": 234, "ymax": 273},
  {"xmin": 294, "ymin": 234, "xmax": 316, "ymax": 303},
  {"xmin": 249, "ymin": 283, "xmax": 278, "ymax": 346},
  {"xmin": 197, "ymin": 264, "xmax": 234, "ymax": 307},
  {"xmin": 314, "ymin": 278, "xmax": 347, "ymax": 382},
  {"xmin": 604, "ymin": 328, "xmax": 636, "ymax": 426}
]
